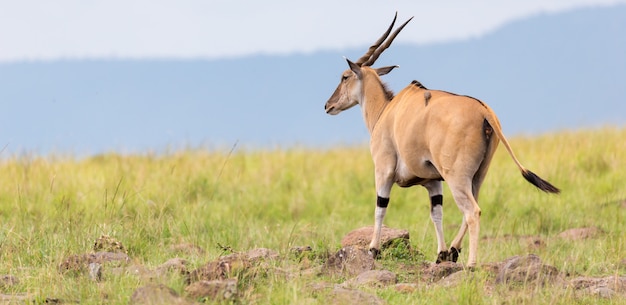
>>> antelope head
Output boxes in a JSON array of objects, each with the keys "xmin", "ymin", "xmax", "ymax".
[{"xmin": 325, "ymin": 13, "xmax": 413, "ymax": 115}]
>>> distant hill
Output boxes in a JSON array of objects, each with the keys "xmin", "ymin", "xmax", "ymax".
[{"xmin": 1, "ymin": 5, "xmax": 625, "ymax": 155}]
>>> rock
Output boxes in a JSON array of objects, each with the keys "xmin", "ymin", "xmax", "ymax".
[
  {"xmin": 344, "ymin": 270, "xmax": 397, "ymax": 288},
  {"xmin": 557, "ymin": 227, "xmax": 603, "ymax": 240},
  {"xmin": 341, "ymin": 226, "xmax": 410, "ymax": 249},
  {"xmin": 593, "ymin": 287, "xmax": 616, "ymax": 298},
  {"xmin": 156, "ymin": 257, "xmax": 189, "ymax": 276},
  {"xmin": 495, "ymin": 254, "xmax": 560, "ymax": 286},
  {"xmin": 422, "ymin": 261, "xmax": 464, "ymax": 282},
  {"xmin": 185, "ymin": 279, "xmax": 238, "ymax": 300},
  {"xmin": 437, "ymin": 268, "xmax": 470, "ymax": 288},
  {"xmin": 93, "ymin": 235, "xmax": 127, "ymax": 253},
  {"xmin": 187, "ymin": 247, "xmax": 280, "ymax": 284},
  {"xmin": 59, "ymin": 251, "xmax": 130, "ymax": 274},
  {"xmin": 59, "ymin": 254, "xmax": 91, "ymax": 274},
  {"xmin": 569, "ymin": 276, "xmax": 599, "ymax": 290},
  {"xmin": 569, "ymin": 275, "xmax": 626, "ymax": 299},
  {"xmin": 480, "ymin": 261, "xmax": 502, "ymax": 276},
  {"xmin": 327, "ymin": 287, "xmax": 385, "ymax": 305},
  {"xmin": 0, "ymin": 275, "xmax": 19, "ymax": 289},
  {"xmin": 187, "ymin": 253, "xmax": 251, "ymax": 284},
  {"xmin": 568, "ymin": 275, "xmax": 626, "ymax": 293},
  {"xmin": 187, "ymin": 262, "xmax": 227, "ymax": 283},
  {"xmin": 130, "ymin": 284, "xmax": 189, "ymax": 305},
  {"xmin": 322, "ymin": 246, "xmax": 376, "ymax": 276},
  {"xmin": 88, "ymin": 263, "xmax": 102, "ymax": 281}
]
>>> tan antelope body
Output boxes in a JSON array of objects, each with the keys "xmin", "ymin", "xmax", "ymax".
[{"xmin": 324, "ymin": 14, "xmax": 559, "ymax": 267}]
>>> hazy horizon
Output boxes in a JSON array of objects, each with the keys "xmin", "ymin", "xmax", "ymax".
[
  {"xmin": 2, "ymin": 0, "xmax": 625, "ymax": 62},
  {"xmin": 1, "ymin": 4, "xmax": 625, "ymax": 156}
]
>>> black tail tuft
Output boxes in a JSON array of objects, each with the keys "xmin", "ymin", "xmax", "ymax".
[{"xmin": 522, "ymin": 169, "xmax": 560, "ymax": 194}]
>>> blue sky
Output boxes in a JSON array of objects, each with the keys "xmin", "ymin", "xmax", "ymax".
[
  {"xmin": 0, "ymin": 2, "xmax": 624, "ymax": 155},
  {"xmin": 1, "ymin": 0, "xmax": 625, "ymax": 62}
]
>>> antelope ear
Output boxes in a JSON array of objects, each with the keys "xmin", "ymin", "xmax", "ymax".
[
  {"xmin": 375, "ymin": 65, "xmax": 399, "ymax": 76},
  {"xmin": 346, "ymin": 58, "xmax": 362, "ymax": 79}
]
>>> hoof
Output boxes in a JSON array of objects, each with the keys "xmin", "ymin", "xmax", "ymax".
[
  {"xmin": 450, "ymin": 247, "xmax": 461, "ymax": 263},
  {"xmin": 436, "ymin": 250, "xmax": 449, "ymax": 264},
  {"xmin": 368, "ymin": 248, "xmax": 380, "ymax": 259}
]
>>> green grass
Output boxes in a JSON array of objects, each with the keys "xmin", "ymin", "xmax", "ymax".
[{"xmin": 1, "ymin": 127, "xmax": 625, "ymax": 304}]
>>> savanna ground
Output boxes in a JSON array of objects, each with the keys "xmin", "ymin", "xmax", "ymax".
[{"xmin": 0, "ymin": 127, "xmax": 625, "ymax": 304}]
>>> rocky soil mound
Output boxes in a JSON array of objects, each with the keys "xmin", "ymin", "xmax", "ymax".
[{"xmin": 1, "ymin": 227, "xmax": 624, "ymax": 304}]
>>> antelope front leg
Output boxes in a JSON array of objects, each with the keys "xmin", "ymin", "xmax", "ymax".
[{"xmin": 368, "ymin": 171, "xmax": 394, "ymax": 258}]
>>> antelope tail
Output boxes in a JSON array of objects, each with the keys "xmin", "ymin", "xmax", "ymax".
[{"xmin": 484, "ymin": 112, "xmax": 560, "ymax": 194}]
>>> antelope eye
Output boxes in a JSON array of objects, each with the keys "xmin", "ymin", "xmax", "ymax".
[{"xmin": 341, "ymin": 75, "xmax": 349, "ymax": 81}]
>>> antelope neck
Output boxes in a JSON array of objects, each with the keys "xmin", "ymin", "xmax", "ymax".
[{"xmin": 361, "ymin": 76, "xmax": 391, "ymax": 133}]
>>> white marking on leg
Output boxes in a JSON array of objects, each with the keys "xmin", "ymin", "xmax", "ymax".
[
  {"xmin": 424, "ymin": 181, "xmax": 446, "ymax": 254},
  {"xmin": 431, "ymin": 204, "xmax": 446, "ymax": 253},
  {"xmin": 370, "ymin": 173, "xmax": 393, "ymax": 253},
  {"xmin": 370, "ymin": 205, "xmax": 387, "ymax": 251}
]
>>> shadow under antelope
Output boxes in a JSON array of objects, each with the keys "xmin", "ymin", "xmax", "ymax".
[{"xmin": 324, "ymin": 13, "xmax": 560, "ymax": 267}]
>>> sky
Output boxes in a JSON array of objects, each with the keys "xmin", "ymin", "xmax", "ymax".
[{"xmin": 2, "ymin": 0, "xmax": 626, "ymax": 62}]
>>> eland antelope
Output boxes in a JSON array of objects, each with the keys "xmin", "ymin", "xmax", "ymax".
[{"xmin": 324, "ymin": 13, "xmax": 560, "ymax": 267}]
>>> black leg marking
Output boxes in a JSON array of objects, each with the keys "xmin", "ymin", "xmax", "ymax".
[
  {"xmin": 369, "ymin": 248, "xmax": 380, "ymax": 259},
  {"xmin": 436, "ymin": 250, "xmax": 449, "ymax": 264},
  {"xmin": 430, "ymin": 194, "xmax": 443, "ymax": 212},
  {"xmin": 450, "ymin": 247, "xmax": 461, "ymax": 263},
  {"xmin": 377, "ymin": 196, "xmax": 389, "ymax": 208}
]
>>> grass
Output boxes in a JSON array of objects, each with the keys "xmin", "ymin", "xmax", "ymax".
[{"xmin": 0, "ymin": 127, "xmax": 625, "ymax": 304}]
